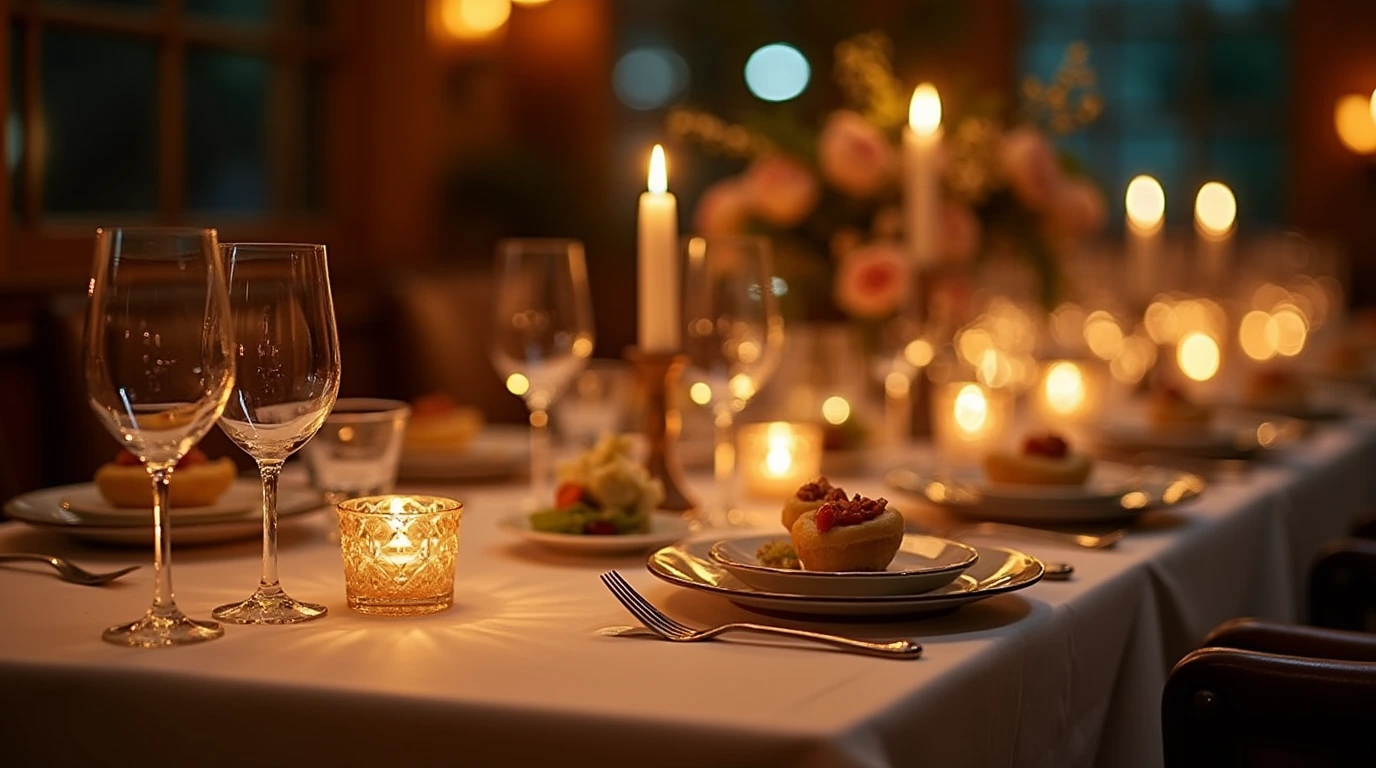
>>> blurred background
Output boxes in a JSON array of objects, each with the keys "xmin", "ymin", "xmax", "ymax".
[{"xmin": 1, "ymin": 0, "xmax": 1374, "ymax": 495}]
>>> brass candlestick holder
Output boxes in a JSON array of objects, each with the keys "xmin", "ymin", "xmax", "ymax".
[{"xmin": 626, "ymin": 348, "xmax": 697, "ymax": 512}]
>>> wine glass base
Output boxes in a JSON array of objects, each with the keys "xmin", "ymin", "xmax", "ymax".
[
  {"xmin": 212, "ymin": 591, "xmax": 328, "ymax": 625},
  {"xmin": 102, "ymin": 610, "xmax": 224, "ymax": 648}
]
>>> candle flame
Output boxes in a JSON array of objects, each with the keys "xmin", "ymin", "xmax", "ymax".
[
  {"xmin": 648, "ymin": 144, "xmax": 668, "ymax": 194},
  {"xmin": 1125, "ymin": 175, "xmax": 1165, "ymax": 232},
  {"xmin": 908, "ymin": 83, "xmax": 941, "ymax": 136},
  {"xmin": 1194, "ymin": 182, "xmax": 1236, "ymax": 237},
  {"xmin": 1177, "ymin": 332, "xmax": 1221, "ymax": 382},
  {"xmin": 953, "ymin": 384, "xmax": 988, "ymax": 434},
  {"xmin": 1044, "ymin": 361, "xmax": 1087, "ymax": 416},
  {"xmin": 764, "ymin": 422, "xmax": 795, "ymax": 476}
]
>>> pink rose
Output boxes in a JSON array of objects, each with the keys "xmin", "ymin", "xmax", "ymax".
[
  {"xmin": 833, "ymin": 243, "xmax": 911, "ymax": 319},
  {"xmin": 817, "ymin": 110, "xmax": 897, "ymax": 198},
  {"xmin": 741, "ymin": 154, "xmax": 819, "ymax": 227},
  {"xmin": 693, "ymin": 179, "xmax": 751, "ymax": 236},
  {"xmin": 999, "ymin": 127, "xmax": 1063, "ymax": 211},
  {"xmin": 940, "ymin": 203, "xmax": 982, "ymax": 264},
  {"xmin": 1048, "ymin": 178, "xmax": 1107, "ymax": 237}
]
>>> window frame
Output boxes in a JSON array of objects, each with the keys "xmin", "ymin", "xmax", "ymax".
[{"xmin": 1, "ymin": 0, "xmax": 353, "ymax": 282}]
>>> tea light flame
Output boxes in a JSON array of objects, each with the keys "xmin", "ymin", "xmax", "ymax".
[
  {"xmin": 908, "ymin": 83, "xmax": 942, "ymax": 136},
  {"xmin": 953, "ymin": 384, "xmax": 989, "ymax": 434},
  {"xmin": 1044, "ymin": 361, "xmax": 1087, "ymax": 416},
  {"xmin": 764, "ymin": 423, "xmax": 794, "ymax": 476}
]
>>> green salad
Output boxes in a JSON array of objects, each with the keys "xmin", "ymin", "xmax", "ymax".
[{"xmin": 528, "ymin": 435, "xmax": 664, "ymax": 536}]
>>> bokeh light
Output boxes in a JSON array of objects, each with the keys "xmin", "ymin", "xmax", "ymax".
[
  {"xmin": 1043, "ymin": 361, "xmax": 1087, "ymax": 416},
  {"xmin": 505, "ymin": 372, "xmax": 530, "ymax": 396},
  {"xmin": 613, "ymin": 47, "xmax": 689, "ymax": 111},
  {"xmin": 1194, "ymin": 182, "xmax": 1236, "ymax": 237},
  {"xmin": 1125, "ymin": 175, "xmax": 1165, "ymax": 232},
  {"xmin": 821, "ymin": 395, "xmax": 851, "ymax": 425},
  {"xmin": 744, "ymin": 44, "xmax": 810, "ymax": 102},
  {"xmin": 908, "ymin": 83, "xmax": 942, "ymax": 135},
  {"xmin": 1335, "ymin": 93, "xmax": 1376, "ymax": 154},
  {"xmin": 1239, "ymin": 310, "xmax": 1279, "ymax": 362},
  {"xmin": 438, "ymin": 0, "xmax": 511, "ymax": 39},
  {"xmin": 1083, "ymin": 311, "xmax": 1125, "ymax": 361},
  {"xmin": 1271, "ymin": 304, "xmax": 1308, "ymax": 357},
  {"xmin": 953, "ymin": 384, "xmax": 989, "ymax": 433},
  {"xmin": 904, "ymin": 339, "xmax": 935, "ymax": 368},
  {"xmin": 689, "ymin": 381, "xmax": 712, "ymax": 406},
  {"xmin": 1177, "ymin": 332, "xmax": 1221, "ymax": 382}
]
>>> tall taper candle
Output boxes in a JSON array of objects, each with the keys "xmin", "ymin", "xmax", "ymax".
[
  {"xmin": 1194, "ymin": 181, "xmax": 1236, "ymax": 290},
  {"xmin": 1125, "ymin": 174, "xmax": 1165, "ymax": 303},
  {"xmin": 638, "ymin": 145, "xmax": 680, "ymax": 352},
  {"xmin": 903, "ymin": 83, "xmax": 943, "ymax": 268}
]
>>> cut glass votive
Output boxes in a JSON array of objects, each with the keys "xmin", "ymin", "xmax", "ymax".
[{"xmin": 336, "ymin": 495, "xmax": 463, "ymax": 616}]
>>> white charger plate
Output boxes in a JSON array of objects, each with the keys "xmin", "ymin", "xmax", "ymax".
[
  {"xmin": 4, "ymin": 480, "xmax": 322, "ymax": 546},
  {"xmin": 707, "ymin": 533, "xmax": 977, "ymax": 597},
  {"xmin": 399, "ymin": 426, "xmax": 527, "ymax": 482},
  {"xmin": 886, "ymin": 463, "xmax": 1205, "ymax": 524},
  {"xmin": 60, "ymin": 482, "xmax": 261, "ymax": 523},
  {"xmin": 648, "ymin": 539, "xmax": 1042, "ymax": 618},
  {"xmin": 499, "ymin": 511, "xmax": 695, "ymax": 555}
]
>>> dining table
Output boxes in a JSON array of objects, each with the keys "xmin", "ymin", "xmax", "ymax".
[{"xmin": 0, "ymin": 416, "xmax": 1373, "ymax": 768}]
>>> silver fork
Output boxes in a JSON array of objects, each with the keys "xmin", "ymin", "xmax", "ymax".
[
  {"xmin": 0, "ymin": 553, "xmax": 140, "ymax": 586},
  {"xmin": 598, "ymin": 571, "xmax": 922, "ymax": 659}
]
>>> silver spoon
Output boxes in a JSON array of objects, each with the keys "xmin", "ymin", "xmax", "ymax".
[{"xmin": 0, "ymin": 553, "xmax": 141, "ymax": 586}]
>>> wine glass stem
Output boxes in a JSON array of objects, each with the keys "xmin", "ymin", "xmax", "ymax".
[
  {"xmin": 713, "ymin": 407, "xmax": 736, "ymax": 513},
  {"xmin": 148, "ymin": 467, "xmax": 177, "ymax": 616},
  {"xmin": 257, "ymin": 459, "xmax": 284, "ymax": 594},
  {"xmin": 530, "ymin": 408, "xmax": 551, "ymax": 503}
]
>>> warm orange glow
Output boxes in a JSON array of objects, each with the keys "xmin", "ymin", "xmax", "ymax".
[
  {"xmin": 647, "ymin": 144, "xmax": 668, "ymax": 194},
  {"xmin": 1043, "ymin": 361, "xmax": 1087, "ymax": 416},
  {"xmin": 908, "ymin": 83, "xmax": 942, "ymax": 136},
  {"xmin": 1271, "ymin": 305, "xmax": 1308, "ymax": 357},
  {"xmin": 1177, "ymin": 332, "xmax": 1221, "ymax": 382},
  {"xmin": 512, "ymin": 0, "xmax": 551, "ymax": 5},
  {"xmin": 1144, "ymin": 300, "xmax": 1178, "ymax": 344},
  {"xmin": 1125, "ymin": 175, "xmax": 1165, "ymax": 233},
  {"xmin": 1335, "ymin": 93, "xmax": 1376, "ymax": 154},
  {"xmin": 1194, "ymin": 182, "xmax": 1236, "ymax": 238},
  {"xmin": 1083, "ymin": 311, "xmax": 1125, "ymax": 361},
  {"xmin": 953, "ymin": 384, "xmax": 989, "ymax": 434},
  {"xmin": 438, "ymin": 0, "xmax": 512, "ymax": 39},
  {"xmin": 1239, "ymin": 310, "xmax": 1279, "ymax": 362}
]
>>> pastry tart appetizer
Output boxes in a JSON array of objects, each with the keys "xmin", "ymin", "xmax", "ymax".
[
  {"xmin": 790, "ymin": 494, "xmax": 904, "ymax": 572},
  {"xmin": 983, "ymin": 433, "xmax": 1092, "ymax": 486},
  {"xmin": 94, "ymin": 448, "xmax": 236, "ymax": 508},
  {"xmin": 780, "ymin": 476, "xmax": 847, "ymax": 532}
]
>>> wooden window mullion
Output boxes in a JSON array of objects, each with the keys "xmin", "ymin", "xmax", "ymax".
[
  {"xmin": 20, "ymin": 0, "xmax": 39, "ymax": 231},
  {"xmin": 271, "ymin": 0, "xmax": 303, "ymax": 219}
]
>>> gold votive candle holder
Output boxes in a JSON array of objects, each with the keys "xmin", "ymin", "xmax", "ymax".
[
  {"xmin": 336, "ymin": 495, "xmax": 463, "ymax": 616},
  {"xmin": 737, "ymin": 421, "xmax": 824, "ymax": 499},
  {"xmin": 932, "ymin": 381, "xmax": 1013, "ymax": 463}
]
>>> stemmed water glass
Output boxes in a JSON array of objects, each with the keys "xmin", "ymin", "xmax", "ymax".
[
  {"xmin": 490, "ymin": 239, "xmax": 595, "ymax": 504},
  {"xmin": 682, "ymin": 236, "xmax": 784, "ymax": 513},
  {"xmin": 212, "ymin": 243, "xmax": 341, "ymax": 625},
  {"xmin": 84, "ymin": 227, "xmax": 236, "ymax": 647}
]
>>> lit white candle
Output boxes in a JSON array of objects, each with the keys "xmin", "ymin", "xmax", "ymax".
[
  {"xmin": 638, "ymin": 144, "xmax": 680, "ymax": 352},
  {"xmin": 903, "ymin": 83, "xmax": 942, "ymax": 268},
  {"xmin": 1194, "ymin": 181, "xmax": 1235, "ymax": 288},
  {"xmin": 1125, "ymin": 175, "xmax": 1165, "ymax": 302}
]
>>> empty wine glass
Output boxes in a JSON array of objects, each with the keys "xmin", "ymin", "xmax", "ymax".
[
  {"xmin": 213, "ymin": 243, "xmax": 341, "ymax": 625},
  {"xmin": 682, "ymin": 236, "xmax": 784, "ymax": 513},
  {"xmin": 84, "ymin": 227, "xmax": 236, "ymax": 647},
  {"xmin": 490, "ymin": 239, "xmax": 594, "ymax": 504}
]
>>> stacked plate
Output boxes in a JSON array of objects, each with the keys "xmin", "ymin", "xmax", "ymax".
[
  {"xmin": 648, "ymin": 534, "xmax": 1043, "ymax": 618},
  {"xmin": 5, "ymin": 479, "xmax": 322, "ymax": 546},
  {"xmin": 1094, "ymin": 411, "xmax": 1303, "ymax": 461},
  {"xmin": 887, "ymin": 461, "xmax": 1205, "ymax": 524}
]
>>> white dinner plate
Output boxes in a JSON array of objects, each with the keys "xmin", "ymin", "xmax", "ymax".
[
  {"xmin": 399, "ymin": 426, "xmax": 528, "ymax": 482},
  {"xmin": 707, "ymin": 534, "xmax": 978, "ymax": 597},
  {"xmin": 886, "ymin": 463, "xmax": 1205, "ymax": 524},
  {"xmin": 648, "ymin": 539, "xmax": 1043, "ymax": 618},
  {"xmin": 4, "ymin": 480, "xmax": 323, "ymax": 546},
  {"xmin": 499, "ymin": 511, "xmax": 695, "ymax": 555},
  {"xmin": 60, "ymin": 483, "xmax": 261, "ymax": 523}
]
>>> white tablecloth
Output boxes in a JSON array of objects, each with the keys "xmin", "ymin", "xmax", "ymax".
[{"xmin": 1, "ymin": 423, "xmax": 1373, "ymax": 768}]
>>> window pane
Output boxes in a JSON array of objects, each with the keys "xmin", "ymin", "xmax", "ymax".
[
  {"xmin": 185, "ymin": 0, "xmax": 269, "ymax": 24},
  {"xmin": 41, "ymin": 28, "xmax": 157, "ymax": 214},
  {"xmin": 185, "ymin": 48, "xmax": 269, "ymax": 213},
  {"xmin": 8, "ymin": 23, "xmax": 22, "ymax": 214},
  {"xmin": 303, "ymin": 0, "xmax": 329, "ymax": 28},
  {"xmin": 303, "ymin": 63, "xmax": 327, "ymax": 212}
]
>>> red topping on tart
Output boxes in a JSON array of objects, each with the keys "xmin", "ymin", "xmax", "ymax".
[
  {"xmin": 1021, "ymin": 434, "xmax": 1070, "ymax": 459},
  {"xmin": 114, "ymin": 448, "xmax": 208, "ymax": 468},
  {"xmin": 411, "ymin": 392, "xmax": 459, "ymax": 419},
  {"xmin": 814, "ymin": 494, "xmax": 889, "ymax": 533},
  {"xmin": 795, "ymin": 477, "xmax": 846, "ymax": 502}
]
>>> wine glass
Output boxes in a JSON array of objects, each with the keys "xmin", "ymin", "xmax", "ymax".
[
  {"xmin": 84, "ymin": 227, "xmax": 236, "ymax": 647},
  {"xmin": 490, "ymin": 239, "xmax": 595, "ymax": 504},
  {"xmin": 212, "ymin": 243, "xmax": 341, "ymax": 625},
  {"xmin": 681, "ymin": 236, "xmax": 784, "ymax": 513}
]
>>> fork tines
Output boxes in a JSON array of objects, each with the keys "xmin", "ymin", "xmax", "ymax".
[{"xmin": 599, "ymin": 571, "xmax": 688, "ymax": 638}]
